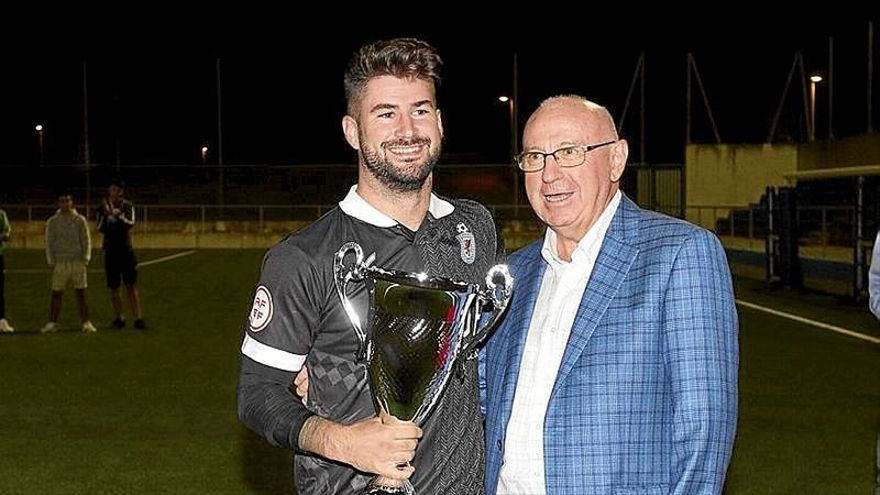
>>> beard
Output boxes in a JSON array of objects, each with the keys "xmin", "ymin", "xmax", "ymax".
[{"xmin": 360, "ymin": 134, "xmax": 441, "ymax": 192}]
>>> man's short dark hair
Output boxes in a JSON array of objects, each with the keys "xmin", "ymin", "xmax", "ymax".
[{"xmin": 344, "ymin": 38, "xmax": 442, "ymax": 116}]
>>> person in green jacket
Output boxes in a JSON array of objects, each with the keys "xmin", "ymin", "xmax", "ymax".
[{"xmin": 0, "ymin": 208, "xmax": 12, "ymax": 333}]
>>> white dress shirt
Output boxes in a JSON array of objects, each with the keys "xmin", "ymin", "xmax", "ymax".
[{"xmin": 498, "ymin": 191, "xmax": 621, "ymax": 494}]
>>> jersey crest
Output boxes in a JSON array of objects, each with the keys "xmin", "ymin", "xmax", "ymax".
[
  {"xmin": 248, "ymin": 285, "xmax": 274, "ymax": 332},
  {"xmin": 456, "ymin": 222, "xmax": 476, "ymax": 265}
]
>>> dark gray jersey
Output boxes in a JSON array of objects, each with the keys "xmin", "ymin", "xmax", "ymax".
[{"xmin": 239, "ymin": 187, "xmax": 503, "ymax": 494}]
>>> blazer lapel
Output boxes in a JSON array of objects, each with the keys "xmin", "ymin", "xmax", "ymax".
[
  {"xmin": 497, "ymin": 242, "xmax": 546, "ymax": 418},
  {"xmin": 551, "ymin": 196, "xmax": 641, "ymax": 399}
]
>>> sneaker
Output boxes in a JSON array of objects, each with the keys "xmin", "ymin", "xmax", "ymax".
[
  {"xmin": 110, "ymin": 317, "xmax": 126, "ymax": 329},
  {"xmin": 0, "ymin": 319, "xmax": 13, "ymax": 333},
  {"xmin": 134, "ymin": 319, "xmax": 147, "ymax": 330},
  {"xmin": 40, "ymin": 322, "xmax": 59, "ymax": 333},
  {"xmin": 82, "ymin": 321, "xmax": 97, "ymax": 333}
]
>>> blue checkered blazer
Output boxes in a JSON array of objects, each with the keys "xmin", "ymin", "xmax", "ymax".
[{"xmin": 484, "ymin": 195, "xmax": 738, "ymax": 494}]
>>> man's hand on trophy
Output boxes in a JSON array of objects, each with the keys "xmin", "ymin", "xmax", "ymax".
[
  {"xmin": 342, "ymin": 413, "xmax": 421, "ymax": 479},
  {"xmin": 299, "ymin": 414, "xmax": 422, "ymax": 480},
  {"xmin": 293, "ymin": 365, "xmax": 309, "ymax": 405}
]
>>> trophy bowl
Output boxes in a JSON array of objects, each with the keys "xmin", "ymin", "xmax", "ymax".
[{"xmin": 334, "ymin": 241, "xmax": 512, "ymax": 494}]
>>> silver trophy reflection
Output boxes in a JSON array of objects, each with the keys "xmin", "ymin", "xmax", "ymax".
[{"xmin": 334, "ymin": 242, "xmax": 512, "ymax": 495}]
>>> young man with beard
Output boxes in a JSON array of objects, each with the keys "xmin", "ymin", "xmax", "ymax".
[{"xmin": 237, "ymin": 38, "xmax": 502, "ymax": 494}]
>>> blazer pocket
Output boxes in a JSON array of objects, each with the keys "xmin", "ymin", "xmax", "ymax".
[{"xmin": 613, "ymin": 485, "xmax": 669, "ymax": 495}]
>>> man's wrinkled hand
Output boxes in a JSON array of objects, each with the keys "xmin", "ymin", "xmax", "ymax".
[{"xmin": 293, "ymin": 365, "xmax": 309, "ymax": 404}]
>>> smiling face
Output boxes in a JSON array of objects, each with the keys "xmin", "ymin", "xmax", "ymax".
[
  {"xmin": 342, "ymin": 75, "xmax": 443, "ymax": 193},
  {"xmin": 522, "ymin": 97, "xmax": 628, "ymax": 245}
]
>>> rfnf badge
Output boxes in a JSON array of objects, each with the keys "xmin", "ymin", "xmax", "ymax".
[
  {"xmin": 456, "ymin": 223, "xmax": 476, "ymax": 265},
  {"xmin": 248, "ymin": 285, "xmax": 273, "ymax": 332}
]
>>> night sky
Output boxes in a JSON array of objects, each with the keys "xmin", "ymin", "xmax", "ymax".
[{"xmin": 2, "ymin": 16, "xmax": 878, "ymax": 169}]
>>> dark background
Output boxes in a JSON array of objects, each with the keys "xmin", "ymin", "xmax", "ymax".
[{"xmin": 2, "ymin": 15, "xmax": 877, "ymax": 169}]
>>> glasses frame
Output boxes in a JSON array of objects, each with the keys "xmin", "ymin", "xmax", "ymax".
[{"xmin": 516, "ymin": 140, "xmax": 617, "ymax": 172}]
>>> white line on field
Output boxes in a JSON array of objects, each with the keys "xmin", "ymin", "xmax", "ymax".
[
  {"xmin": 6, "ymin": 250, "xmax": 197, "ymax": 273},
  {"xmin": 136, "ymin": 250, "xmax": 196, "ymax": 268},
  {"xmin": 736, "ymin": 299, "xmax": 880, "ymax": 345}
]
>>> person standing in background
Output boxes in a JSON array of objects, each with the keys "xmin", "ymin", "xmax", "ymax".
[
  {"xmin": 40, "ymin": 193, "xmax": 96, "ymax": 334},
  {"xmin": 868, "ymin": 230, "xmax": 880, "ymax": 320},
  {"xmin": 0, "ymin": 208, "xmax": 13, "ymax": 333},
  {"xmin": 868, "ymin": 230, "xmax": 880, "ymax": 495},
  {"xmin": 96, "ymin": 179, "xmax": 146, "ymax": 330}
]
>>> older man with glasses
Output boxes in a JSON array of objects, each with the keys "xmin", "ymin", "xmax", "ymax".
[{"xmin": 482, "ymin": 95, "xmax": 739, "ymax": 494}]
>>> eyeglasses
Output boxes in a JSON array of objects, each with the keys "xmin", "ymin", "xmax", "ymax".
[{"xmin": 515, "ymin": 140, "xmax": 617, "ymax": 172}]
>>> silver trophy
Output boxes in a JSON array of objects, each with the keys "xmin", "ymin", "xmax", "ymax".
[{"xmin": 334, "ymin": 241, "xmax": 512, "ymax": 495}]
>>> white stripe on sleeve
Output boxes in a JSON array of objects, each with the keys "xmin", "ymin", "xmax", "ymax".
[{"xmin": 241, "ymin": 334, "xmax": 306, "ymax": 372}]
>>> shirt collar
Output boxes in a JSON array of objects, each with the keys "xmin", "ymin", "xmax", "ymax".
[
  {"xmin": 338, "ymin": 185, "xmax": 454, "ymax": 227},
  {"xmin": 540, "ymin": 190, "xmax": 622, "ymax": 269}
]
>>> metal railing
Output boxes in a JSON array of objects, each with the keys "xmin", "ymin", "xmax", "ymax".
[
  {"xmin": 6, "ymin": 202, "xmax": 856, "ymax": 239},
  {"xmin": 687, "ymin": 204, "xmax": 862, "ymax": 254},
  {"xmin": 0, "ymin": 203, "xmax": 542, "ymax": 231}
]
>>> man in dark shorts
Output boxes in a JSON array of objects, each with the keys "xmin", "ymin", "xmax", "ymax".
[
  {"xmin": 96, "ymin": 179, "xmax": 146, "ymax": 330},
  {"xmin": 237, "ymin": 38, "xmax": 503, "ymax": 494}
]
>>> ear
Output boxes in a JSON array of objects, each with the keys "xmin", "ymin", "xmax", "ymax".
[
  {"xmin": 609, "ymin": 139, "xmax": 629, "ymax": 182},
  {"xmin": 342, "ymin": 115, "xmax": 360, "ymax": 150},
  {"xmin": 436, "ymin": 109, "xmax": 444, "ymax": 139}
]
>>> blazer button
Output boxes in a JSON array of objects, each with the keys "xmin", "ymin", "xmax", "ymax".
[{"xmin": 497, "ymin": 439, "xmax": 503, "ymax": 451}]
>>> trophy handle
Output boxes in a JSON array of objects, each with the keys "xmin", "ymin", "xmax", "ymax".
[
  {"xmin": 462, "ymin": 264, "xmax": 513, "ymax": 353},
  {"xmin": 333, "ymin": 242, "xmax": 372, "ymax": 363}
]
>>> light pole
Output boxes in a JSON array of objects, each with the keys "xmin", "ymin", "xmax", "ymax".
[
  {"xmin": 34, "ymin": 124, "xmax": 45, "ymax": 164},
  {"xmin": 201, "ymin": 145, "xmax": 209, "ymax": 164},
  {"xmin": 499, "ymin": 95, "xmax": 519, "ymax": 211},
  {"xmin": 809, "ymin": 74, "xmax": 823, "ymax": 142},
  {"xmin": 498, "ymin": 96, "xmax": 517, "ymax": 161}
]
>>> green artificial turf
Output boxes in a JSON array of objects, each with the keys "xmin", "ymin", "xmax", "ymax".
[{"xmin": 0, "ymin": 249, "xmax": 877, "ymax": 494}]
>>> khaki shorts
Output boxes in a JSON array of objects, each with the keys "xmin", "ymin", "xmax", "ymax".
[{"xmin": 51, "ymin": 261, "xmax": 88, "ymax": 291}]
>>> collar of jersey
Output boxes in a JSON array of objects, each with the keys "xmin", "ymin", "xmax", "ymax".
[{"xmin": 338, "ymin": 185, "xmax": 455, "ymax": 228}]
